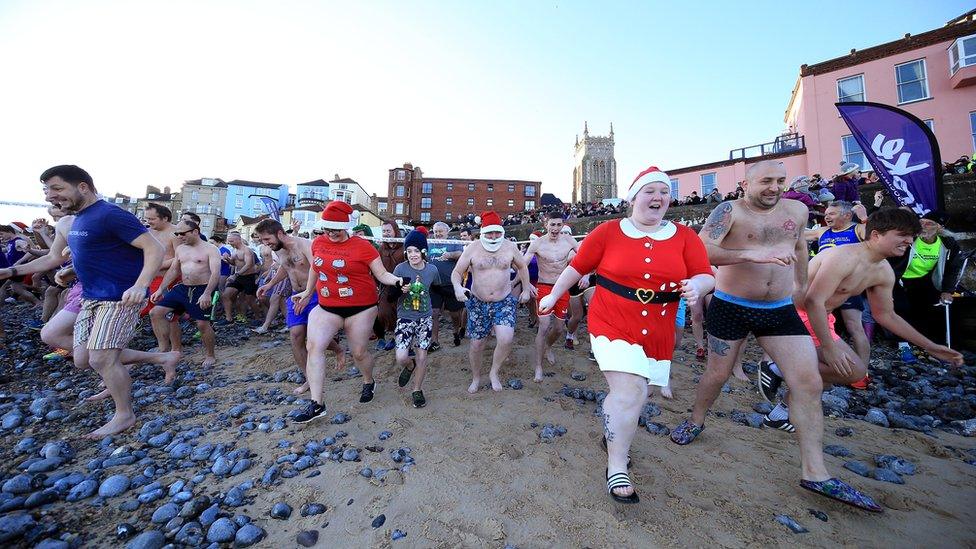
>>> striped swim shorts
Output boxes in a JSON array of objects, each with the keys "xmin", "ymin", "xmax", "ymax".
[{"xmin": 73, "ymin": 299, "xmax": 145, "ymax": 350}]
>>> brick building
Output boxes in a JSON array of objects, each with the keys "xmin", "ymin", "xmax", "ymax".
[{"xmin": 386, "ymin": 163, "xmax": 541, "ymax": 225}]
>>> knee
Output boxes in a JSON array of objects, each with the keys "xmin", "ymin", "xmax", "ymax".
[
  {"xmin": 40, "ymin": 326, "xmax": 55, "ymax": 347},
  {"xmin": 87, "ymin": 354, "xmax": 112, "ymax": 371},
  {"xmin": 350, "ymin": 347, "xmax": 370, "ymax": 362},
  {"xmin": 289, "ymin": 330, "xmax": 304, "ymax": 346},
  {"xmin": 608, "ymin": 379, "xmax": 647, "ymax": 408},
  {"xmin": 790, "ymin": 369, "xmax": 824, "ymax": 394},
  {"xmin": 149, "ymin": 307, "xmax": 167, "ymax": 321}
]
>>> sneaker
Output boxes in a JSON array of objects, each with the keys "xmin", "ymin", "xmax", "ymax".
[
  {"xmin": 4, "ymin": 297, "xmax": 15, "ymax": 304},
  {"xmin": 564, "ymin": 338, "xmax": 575, "ymax": 350},
  {"xmin": 453, "ymin": 331, "xmax": 462, "ymax": 346},
  {"xmin": 359, "ymin": 382, "xmax": 375, "ymax": 403},
  {"xmin": 292, "ymin": 401, "xmax": 328, "ymax": 424},
  {"xmin": 398, "ymin": 362, "xmax": 415, "ymax": 388},
  {"xmin": 375, "ymin": 339, "xmax": 387, "ymax": 351},
  {"xmin": 757, "ymin": 361, "xmax": 783, "ymax": 402},
  {"xmin": 588, "ymin": 351, "xmax": 596, "ymax": 362},
  {"xmin": 899, "ymin": 346, "xmax": 917, "ymax": 365},
  {"xmin": 695, "ymin": 347, "xmax": 706, "ymax": 360},
  {"xmin": 412, "ymin": 390, "xmax": 426, "ymax": 408},
  {"xmin": 384, "ymin": 339, "xmax": 397, "ymax": 351},
  {"xmin": 43, "ymin": 348, "xmax": 70, "ymax": 361},
  {"xmin": 762, "ymin": 415, "xmax": 796, "ymax": 432}
]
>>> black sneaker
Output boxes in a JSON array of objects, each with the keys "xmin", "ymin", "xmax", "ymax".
[
  {"xmin": 453, "ymin": 331, "xmax": 462, "ymax": 346},
  {"xmin": 565, "ymin": 338, "xmax": 575, "ymax": 350},
  {"xmin": 429, "ymin": 342, "xmax": 441, "ymax": 352},
  {"xmin": 412, "ymin": 390, "xmax": 426, "ymax": 408},
  {"xmin": 292, "ymin": 402, "xmax": 328, "ymax": 424},
  {"xmin": 758, "ymin": 361, "xmax": 783, "ymax": 402},
  {"xmin": 359, "ymin": 382, "xmax": 375, "ymax": 403},
  {"xmin": 398, "ymin": 361, "xmax": 415, "ymax": 388},
  {"xmin": 762, "ymin": 414, "xmax": 795, "ymax": 433}
]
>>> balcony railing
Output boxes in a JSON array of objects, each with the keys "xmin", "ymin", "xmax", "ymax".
[{"xmin": 729, "ymin": 133, "xmax": 805, "ymax": 160}]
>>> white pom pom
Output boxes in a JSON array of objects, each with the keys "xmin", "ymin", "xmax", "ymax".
[
  {"xmin": 350, "ymin": 209, "xmax": 361, "ymax": 222},
  {"xmin": 475, "ymin": 216, "xmax": 482, "ymax": 225}
]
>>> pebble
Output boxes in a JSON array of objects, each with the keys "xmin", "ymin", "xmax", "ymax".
[
  {"xmin": 571, "ymin": 371, "xmax": 587, "ymax": 381},
  {"xmin": 823, "ymin": 445, "xmax": 852, "ymax": 457},
  {"xmin": 211, "ymin": 456, "xmax": 234, "ymax": 476},
  {"xmin": 875, "ymin": 455, "xmax": 917, "ymax": 475},
  {"xmin": 224, "ymin": 487, "xmax": 245, "ymax": 507},
  {"xmin": 116, "ymin": 523, "xmax": 137, "ymax": 540},
  {"xmin": 270, "ymin": 502, "xmax": 292, "ymax": 519},
  {"xmin": 808, "ymin": 509, "xmax": 828, "ymax": 522},
  {"xmin": 125, "ymin": 530, "xmax": 165, "ymax": 549},
  {"xmin": 152, "ymin": 502, "xmax": 180, "ymax": 524},
  {"xmin": 66, "ymin": 479, "xmax": 98, "ymax": 502},
  {"xmin": 774, "ymin": 514, "xmax": 808, "ymax": 534},
  {"xmin": 752, "ymin": 402, "xmax": 773, "ymax": 415},
  {"xmin": 24, "ymin": 488, "xmax": 59, "ymax": 508},
  {"xmin": 392, "ymin": 529, "xmax": 407, "ymax": 540},
  {"xmin": 864, "ymin": 408, "xmax": 890, "ymax": 428},
  {"xmin": 301, "ymin": 503, "xmax": 326, "ymax": 516},
  {"xmin": 3, "ymin": 474, "xmax": 41, "ymax": 495},
  {"xmin": 1, "ymin": 410, "xmax": 23, "ymax": 430},
  {"xmin": 297, "ymin": 530, "xmax": 319, "ymax": 547},
  {"xmin": 372, "ymin": 514, "xmax": 386, "ymax": 528},
  {"xmin": 342, "ymin": 449, "xmax": 360, "ymax": 461},
  {"xmin": 0, "ymin": 513, "xmax": 35, "ymax": 543},
  {"xmin": 234, "ymin": 524, "xmax": 266, "ymax": 547},
  {"xmin": 294, "ymin": 456, "xmax": 316, "ymax": 471},
  {"xmin": 843, "ymin": 461, "xmax": 872, "ymax": 477},
  {"xmin": 834, "ymin": 427, "xmax": 854, "ymax": 437},
  {"xmin": 378, "ymin": 431, "xmax": 393, "ymax": 440},
  {"xmin": 206, "ymin": 517, "xmax": 237, "ymax": 543},
  {"xmin": 645, "ymin": 422, "xmax": 671, "ymax": 436},
  {"xmin": 175, "ymin": 522, "xmax": 204, "ymax": 546},
  {"xmin": 98, "ymin": 474, "xmax": 131, "ymax": 498},
  {"xmin": 872, "ymin": 468, "xmax": 904, "ymax": 484},
  {"xmin": 331, "ymin": 413, "xmax": 350, "ymax": 424}
]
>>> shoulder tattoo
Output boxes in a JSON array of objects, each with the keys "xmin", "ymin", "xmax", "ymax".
[{"xmin": 702, "ymin": 203, "xmax": 733, "ymax": 240}]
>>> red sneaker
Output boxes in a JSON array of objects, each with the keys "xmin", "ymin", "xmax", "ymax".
[{"xmin": 850, "ymin": 376, "xmax": 870, "ymax": 390}]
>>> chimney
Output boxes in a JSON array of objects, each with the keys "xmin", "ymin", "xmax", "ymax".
[{"xmin": 164, "ymin": 186, "xmax": 171, "ymax": 195}]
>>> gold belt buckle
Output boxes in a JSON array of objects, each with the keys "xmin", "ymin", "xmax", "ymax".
[{"xmin": 635, "ymin": 288, "xmax": 656, "ymax": 304}]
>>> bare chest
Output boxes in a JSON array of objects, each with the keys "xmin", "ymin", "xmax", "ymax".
[
  {"xmin": 732, "ymin": 213, "xmax": 799, "ymax": 246},
  {"xmin": 536, "ymin": 241, "xmax": 572, "ymax": 266},
  {"xmin": 471, "ymin": 251, "xmax": 514, "ymax": 271}
]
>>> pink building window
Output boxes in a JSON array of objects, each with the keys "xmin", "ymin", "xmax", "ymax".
[
  {"xmin": 837, "ymin": 74, "xmax": 865, "ymax": 102},
  {"xmin": 970, "ymin": 112, "xmax": 976, "ymax": 150},
  {"xmin": 700, "ymin": 173, "xmax": 717, "ymax": 195},
  {"xmin": 842, "ymin": 135, "xmax": 868, "ymax": 171},
  {"xmin": 949, "ymin": 34, "xmax": 976, "ymax": 75},
  {"xmin": 895, "ymin": 59, "xmax": 930, "ymax": 104}
]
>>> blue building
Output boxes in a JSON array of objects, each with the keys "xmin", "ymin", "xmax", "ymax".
[
  {"xmin": 224, "ymin": 180, "xmax": 289, "ymax": 224},
  {"xmin": 296, "ymin": 179, "xmax": 330, "ymax": 205}
]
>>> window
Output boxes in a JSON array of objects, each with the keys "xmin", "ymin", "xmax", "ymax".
[
  {"xmin": 212, "ymin": 191, "xmax": 219, "ymax": 201},
  {"xmin": 421, "ymin": 197, "xmax": 432, "ymax": 209},
  {"xmin": 396, "ymin": 170, "xmax": 405, "ymax": 181},
  {"xmin": 895, "ymin": 59, "xmax": 929, "ymax": 104},
  {"xmin": 236, "ymin": 187, "xmax": 243, "ymax": 195},
  {"xmin": 191, "ymin": 190, "xmax": 199, "ymax": 201},
  {"xmin": 148, "ymin": 193, "xmax": 157, "ymax": 199},
  {"xmin": 422, "ymin": 183, "xmax": 432, "ymax": 194},
  {"xmin": 970, "ymin": 112, "xmax": 976, "ymax": 151},
  {"xmin": 378, "ymin": 201, "xmax": 388, "ymax": 213},
  {"xmin": 842, "ymin": 135, "xmax": 868, "ymax": 170},
  {"xmin": 837, "ymin": 74, "xmax": 864, "ymax": 103},
  {"xmin": 507, "ymin": 199, "xmax": 514, "ymax": 207},
  {"xmin": 524, "ymin": 200, "xmax": 536, "ymax": 210},
  {"xmin": 395, "ymin": 185, "xmax": 405, "ymax": 197},
  {"xmin": 447, "ymin": 183, "xmax": 453, "ymax": 191},
  {"xmin": 467, "ymin": 198, "xmax": 474, "ymax": 207},
  {"xmin": 235, "ymin": 198, "xmax": 244, "ymax": 208},
  {"xmin": 949, "ymin": 34, "xmax": 976, "ymax": 74},
  {"xmin": 420, "ymin": 212, "xmax": 431, "ymax": 222},
  {"xmin": 508, "ymin": 184, "xmax": 515, "ymax": 192},
  {"xmin": 395, "ymin": 203, "xmax": 404, "ymax": 215},
  {"xmin": 446, "ymin": 197, "xmax": 453, "ymax": 205},
  {"xmin": 486, "ymin": 199, "xmax": 493, "ymax": 207},
  {"xmin": 115, "ymin": 197, "xmax": 123, "ymax": 204},
  {"xmin": 445, "ymin": 212, "xmax": 452, "ymax": 220},
  {"xmin": 700, "ymin": 173, "xmax": 716, "ymax": 195},
  {"xmin": 487, "ymin": 184, "xmax": 494, "ymax": 192},
  {"xmin": 468, "ymin": 183, "xmax": 475, "ymax": 192},
  {"xmin": 669, "ymin": 178, "xmax": 679, "ymax": 197},
  {"xmin": 525, "ymin": 185, "xmax": 536, "ymax": 197}
]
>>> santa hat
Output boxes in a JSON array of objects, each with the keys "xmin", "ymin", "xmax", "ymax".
[
  {"xmin": 529, "ymin": 230, "xmax": 543, "ymax": 241},
  {"xmin": 320, "ymin": 201, "xmax": 360, "ymax": 230},
  {"xmin": 475, "ymin": 211, "xmax": 503, "ymax": 234},
  {"xmin": 627, "ymin": 166, "xmax": 671, "ymax": 202},
  {"xmin": 403, "ymin": 229, "xmax": 428, "ymax": 253},
  {"xmin": 415, "ymin": 225, "xmax": 429, "ymax": 236}
]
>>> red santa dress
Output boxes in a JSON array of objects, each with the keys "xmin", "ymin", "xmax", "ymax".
[{"xmin": 570, "ymin": 218, "xmax": 711, "ymax": 385}]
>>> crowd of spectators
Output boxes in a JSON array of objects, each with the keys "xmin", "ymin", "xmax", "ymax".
[{"xmin": 447, "ymin": 200, "xmax": 629, "ymax": 232}]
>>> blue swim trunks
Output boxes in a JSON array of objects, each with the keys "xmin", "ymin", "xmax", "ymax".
[
  {"xmin": 286, "ymin": 292, "xmax": 318, "ymax": 328},
  {"xmin": 156, "ymin": 284, "xmax": 214, "ymax": 322},
  {"xmin": 465, "ymin": 294, "xmax": 517, "ymax": 340},
  {"xmin": 675, "ymin": 297, "xmax": 687, "ymax": 328}
]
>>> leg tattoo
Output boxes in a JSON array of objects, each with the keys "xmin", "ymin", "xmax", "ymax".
[
  {"xmin": 708, "ymin": 334, "xmax": 730, "ymax": 356},
  {"xmin": 603, "ymin": 413, "xmax": 615, "ymax": 442}
]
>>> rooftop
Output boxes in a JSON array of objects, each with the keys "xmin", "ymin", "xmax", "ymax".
[
  {"xmin": 297, "ymin": 179, "xmax": 329, "ymax": 187},
  {"xmin": 225, "ymin": 180, "xmax": 285, "ymax": 190}
]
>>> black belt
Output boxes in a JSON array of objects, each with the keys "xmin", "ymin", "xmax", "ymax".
[{"xmin": 593, "ymin": 274, "xmax": 681, "ymax": 304}]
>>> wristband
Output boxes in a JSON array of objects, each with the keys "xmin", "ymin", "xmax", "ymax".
[{"xmin": 10, "ymin": 267, "xmax": 17, "ymax": 277}]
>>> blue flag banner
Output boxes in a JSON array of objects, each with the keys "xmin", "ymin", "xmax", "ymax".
[
  {"xmin": 252, "ymin": 195, "xmax": 281, "ymax": 221},
  {"xmin": 835, "ymin": 102, "xmax": 943, "ymax": 215}
]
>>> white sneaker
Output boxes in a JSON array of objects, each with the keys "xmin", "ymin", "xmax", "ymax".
[{"xmin": 4, "ymin": 297, "xmax": 15, "ymax": 304}]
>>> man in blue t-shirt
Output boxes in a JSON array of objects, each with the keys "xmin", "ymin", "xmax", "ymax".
[
  {"xmin": 0, "ymin": 165, "xmax": 164, "ymax": 440},
  {"xmin": 211, "ymin": 234, "xmax": 233, "ymax": 291}
]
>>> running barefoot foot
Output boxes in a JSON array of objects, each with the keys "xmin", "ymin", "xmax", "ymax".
[
  {"xmin": 334, "ymin": 351, "xmax": 347, "ymax": 371},
  {"xmin": 660, "ymin": 385, "xmax": 674, "ymax": 399},
  {"xmin": 732, "ymin": 365, "xmax": 749, "ymax": 382},
  {"xmin": 84, "ymin": 388, "xmax": 112, "ymax": 402},
  {"xmin": 546, "ymin": 349, "xmax": 556, "ymax": 365},
  {"xmin": 201, "ymin": 356, "xmax": 216, "ymax": 368},
  {"xmin": 533, "ymin": 367, "xmax": 544, "ymax": 382},
  {"xmin": 467, "ymin": 378, "xmax": 481, "ymax": 394},
  {"xmin": 292, "ymin": 381, "xmax": 310, "ymax": 395},
  {"xmin": 252, "ymin": 327, "xmax": 269, "ymax": 334},
  {"xmin": 160, "ymin": 351, "xmax": 181, "ymax": 385},
  {"xmin": 489, "ymin": 373, "xmax": 503, "ymax": 392},
  {"xmin": 84, "ymin": 413, "xmax": 136, "ymax": 439}
]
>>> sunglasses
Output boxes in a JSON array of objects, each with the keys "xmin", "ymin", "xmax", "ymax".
[{"xmin": 173, "ymin": 229, "xmax": 197, "ymax": 237}]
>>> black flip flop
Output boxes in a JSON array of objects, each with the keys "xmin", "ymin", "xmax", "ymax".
[{"xmin": 359, "ymin": 382, "xmax": 375, "ymax": 403}]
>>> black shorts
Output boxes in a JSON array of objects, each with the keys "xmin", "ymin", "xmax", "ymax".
[
  {"xmin": 157, "ymin": 284, "xmax": 214, "ymax": 322},
  {"xmin": 568, "ymin": 283, "xmax": 585, "ymax": 298},
  {"xmin": 838, "ymin": 295, "xmax": 864, "ymax": 311},
  {"xmin": 228, "ymin": 273, "xmax": 258, "ymax": 295},
  {"xmin": 431, "ymin": 290, "xmax": 464, "ymax": 312},
  {"xmin": 705, "ymin": 291, "xmax": 808, "ymax": 341},
  {"xmin": 319, "ymin": 303, "xmax": 377, "ymax": 319}
]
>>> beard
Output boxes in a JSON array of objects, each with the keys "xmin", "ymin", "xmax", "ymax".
[{"xmin": 480, "ymin": 234, "xmax": 504, "ymax": 252}]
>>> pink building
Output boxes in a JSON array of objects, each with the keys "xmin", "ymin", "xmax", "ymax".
[{"xmin": 665, "ymin": 11, "xmax": 976, "ymax": 199}]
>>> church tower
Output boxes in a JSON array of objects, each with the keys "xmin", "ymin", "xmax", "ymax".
[{"xmin": 572, "ymin": 122, "xmax": 617, "ymax": 203}]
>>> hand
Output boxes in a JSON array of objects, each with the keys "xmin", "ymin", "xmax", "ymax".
[
  {"xmin": 454, "ymin": 287, "xmax": 469, "ymax": 303},
  {"xmin": 519, "ymin": 290, "xmax": 531, "ymax": 304},
  {"xmin": 31, "ymin": 218, "xmax": 48, "ymax": 231},
  {"xmin": 925, "ymin": 344, "xmax": 963, "ymax": 367},
  {"xmin": 54, "ymin": 268, "xmax": 74, "ymax": 287},
  {"xmin": 121, "ymin": 285, "xmax": 148, "ymax": 307},
  {"xmin": 679, "ymin": 278, "xmax": 701, "ymax": 307},
  {"xmin": 528, "ymin": 284, "xmax": 537, "ymax": 298},
  {"xmin": 873, "ymin": 190, "xmax": 884, "ymax": 207},
  {"xmin": 851, "ymin": 203, "xmax": 868, "ymax": 221},
  {"xmin": 62, "ymin": 247, "xmax": 71, "ymax": 259},
  {"xmin": 538, "ymin": 294, "xmax": 556, "ymax": 314},
  {"xmin": 821, "ymin": 345, "xmax": 855, "ymax": 379},
  {"xmin": 577, "ymin": 275, "xmax": 591, "ymax": 290},
  {"xmin": 227, "ymin": 275, "xmax": 237, "ymax": 284},
  {"xmin": 745, "ymin": 249, "xmax": 795, "ymax": 267},
  {"xmin": 197, "ymin": 292, "xmax": 213, "ymax": 310},
  {"xmin": 150, "ymin": 289, "xmax": 165, "ymax": 303},
  {"xmin": 256, "ymin": 284, "xmax": 270, "ymax": 299},
  {"xmin": 291, "ymin": 291, "xmax": 312, "ymax": 312},
  {"xmin": 291, "ymin": 219, "xmax": 302, "ymax": 233},
  {"xmin": 939, "ymin": 292, "xmax": 954, "ymax": 304}
]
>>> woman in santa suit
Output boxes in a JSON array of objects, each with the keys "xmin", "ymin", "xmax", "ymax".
[
  {"xmin": 290, "ymin": 201, "xmax": 408, "ymax": 423},
  {"xmin": 539, "ymin": 166, "xmax": 714, "ymax": 503}
]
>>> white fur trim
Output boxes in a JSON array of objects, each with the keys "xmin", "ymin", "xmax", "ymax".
[
  {"xmin": 619, "ymin": 218, "xmax": 677, "ymax": 240},
  {"xmin": 481, "ymin": 224, "xmax": 503, "ymax": 234},
  {"xmin": 320, "ymin": 220, "xmax": 351, "ymax": 230},
  {"xmin": 627, "ymin": 169, "xmax": 671, "ymax": 202},
  {"xmin": 474, "ymin": 215, "xmax": 482, "ymax": 225},
  {"xmin": 590, "ymin": 335, "xmax": 671, "ymax": 386}
]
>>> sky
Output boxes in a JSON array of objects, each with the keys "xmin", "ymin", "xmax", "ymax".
[{"xmin": 0, "ymin": 0, "xmax": 971, "ymax": 222}]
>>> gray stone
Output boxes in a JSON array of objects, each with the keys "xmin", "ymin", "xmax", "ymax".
[
  {"xmin": 2, "ymin": 474, "xmax": 39, "ymax": 495},
  {"xmin": 66, "ymin": 479, "xmax": 98, "ymax": 502},
  {"xmin": 296, "ymin": 530, "xmax": 318, "ymax": 547},
  {"xmin": 875, "ymin": 455, "xmax": 917, "ymax": 475},
  {"xmin": 0, "ymin": 513, "xmax": 35, "ymax": 543},
  {"xmin": 872, "ymin": 468, "xmax": 904, "ymax": 484},
  {"xmin": 234, "ymin": 524, "xmax": 266, "ymax": 547},
  {"xmin": 864, "ymin": 408, "xmax": 889, "ymax": 427},
  {"xmin": 824, "ymin": 445, "xmax": 852, "ymax": 457},
  {"xmin": 98, "ymin": 474, "xmax": 131, "ymax": 497},
  {"xmin": 301, "ymin": 503, "xmax": 326, "ymax": 516},
  {"xmin": 842, "ymin": 461, "xmax": 871, "ymax": 477},
  {"xmin": 270, "ymin": 502, "xmax": 292, "ymax": 519},
  {"xmin": 125, "ymin": 530, "xmax": 165, "ymax": 549},
  {"xmin": 152, "ymin": 502, "xmax": 180, "ymax": 524},
  {"xmin": 27, "ymin": 457, "xmax": 62, "ymax": 473},
  {"xmin": 1, "ymin": 410, "xmax": 23, "ymax": 430},
  {"xmin": 206, "ymin": 517, "xmax": 237, "ymax": 543},
  {"xmin": 211, "ymin": 456, "xmax": 234, "ymax": 476}
]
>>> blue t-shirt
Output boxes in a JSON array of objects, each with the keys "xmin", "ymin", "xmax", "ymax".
[
  {"xmin": 68, "ymin": 200, "xmax": 148, "ymax": 301},
  {"xmin": 429, "ymin": 242, "xmax": 463, "ymax": 282},
  {"xmin": 218, "ymin": 246, "xmax": 233, "ymax": 276},
  {"xmin": 4, "ymin": 237, "xmax": 26, "ymax": 267}
]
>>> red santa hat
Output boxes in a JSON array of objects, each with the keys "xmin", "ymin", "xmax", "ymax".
[
  {"xmin": 475, "ymin": 211, "xmax": 503, "ymax": 234},
  {"xmin": 626, "ymin": 166, "xmax": 671, "ymax": 202},
  {"xmin": 529, "ymin": 230, "xmax": 543, "ymax": 241},
  {"xmin": 415, "ymin": 225, "xmax": 429, "ymax": 236},
  {"xmin": 320, "ymin": 200, "xmax": 360, "ymax": 230}
]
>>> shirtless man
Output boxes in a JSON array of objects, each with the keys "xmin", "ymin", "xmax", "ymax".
[
  {"xmin": 219, "ymin": 231, "xmax": 259, "ymax": 324},
  {"xmin": 524, "ymin": 214, "xmax": 578, "ymax": 381},
  {"xmin": 149, "ymin": 220, "xmax": 221, "ymax": 367},
  {"xmin": 671, "ymin": 160, "xmax": 883, "ymax": 512},
  {"xmin": 142, "ymin": 203, "xmax": 181, "ymax": 352},
  {"xmin": 761, "ymin": 209, "xmax": 963, "ymax": 426},
  {"xmin": 253, "ymin": 219, "xmax": 345, "ymax": 395},
  {"xmin": 451, "ymin": 211, "xmax": 532, "ymax": 393}
]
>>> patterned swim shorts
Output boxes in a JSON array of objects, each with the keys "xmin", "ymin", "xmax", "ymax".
[
  {"xmin": 465, "ymin": 294, "xmax": 517, "ymax": 340},
  {"xmin": 394, "ymin": 316, "xmax": 434, "ymax": 350}
]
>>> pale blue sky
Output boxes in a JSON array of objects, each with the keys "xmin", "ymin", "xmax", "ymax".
[{"xmin": 0, "ymin": 0, "xmax": 970, "ymax": 219}]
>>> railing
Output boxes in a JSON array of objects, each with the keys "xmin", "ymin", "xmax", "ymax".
[{"xmin": 729, "ymin": 133, "xmax": 805, "ymax": 160}]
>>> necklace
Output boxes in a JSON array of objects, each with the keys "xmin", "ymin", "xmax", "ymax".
[{"xmin": 740, "ymin": 199, "xmax": 775, "ymax": 216}]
